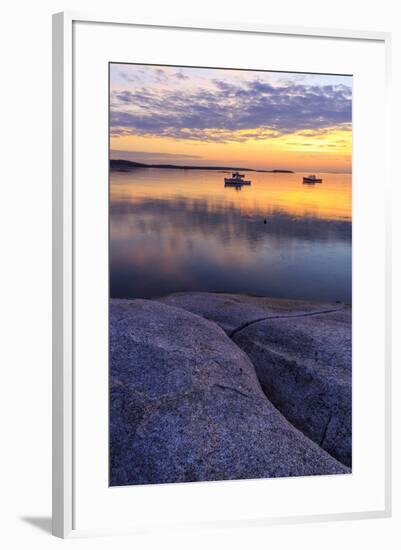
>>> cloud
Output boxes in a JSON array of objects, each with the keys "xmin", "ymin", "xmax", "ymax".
[
  {"xmin": 110, "ymin": 78, "xmax": 352, "ymax": 142},
  {"xmin": 110, "ymin": 150, "xmax": 202, "ymax": 162},
  {"xmin": 175, "ymin": 71, "xmax": 189, "ymax": 80},
  {"xmin": 118, "ymin": 67, "xmax": 191, "ymax": 85}
]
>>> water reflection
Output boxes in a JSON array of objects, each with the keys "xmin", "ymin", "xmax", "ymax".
[{"xmin": 110, "ymin": 169, "xmax": 352, "ymax": 302}]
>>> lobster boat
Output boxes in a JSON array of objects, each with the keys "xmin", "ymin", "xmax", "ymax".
[
  {"xmin": 303, "ymin": 174, "xmax": 323, "ymax": 184},
  {"xmin": 224, "ymin": 172, "xmax": 252, "ymax": 186}
]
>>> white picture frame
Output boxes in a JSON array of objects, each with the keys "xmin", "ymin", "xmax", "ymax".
[{"xmin": 52, "ymin": 11, "xmax": 392, "ymax": 539}]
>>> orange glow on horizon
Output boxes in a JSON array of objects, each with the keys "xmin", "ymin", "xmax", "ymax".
[{"xmin": 110, "ymin": 126, "xmax": 351, "ymax": 173}]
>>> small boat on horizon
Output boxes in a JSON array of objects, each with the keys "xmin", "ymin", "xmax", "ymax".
[
  {"xmin": 303, "ymin": 174, "xmax": 323, "ymax": 184},
  {"xmin": 224, "ymin": 172, "xmax": 252, "ymax": 186}
]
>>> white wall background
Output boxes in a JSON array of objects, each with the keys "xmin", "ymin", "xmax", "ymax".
[{"xmin": 0, "ymin": 0, "xmax": 399, "ymax": 548}]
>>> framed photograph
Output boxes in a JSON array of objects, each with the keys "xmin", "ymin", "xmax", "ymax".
[{"xmin": 52, "ymin": 12, "xmax": 391, "ymax": 538}]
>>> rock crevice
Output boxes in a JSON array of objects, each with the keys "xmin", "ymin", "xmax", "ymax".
[{"xmin": 228, "ymin": 306, "xmax": 346, "ymax": 338}]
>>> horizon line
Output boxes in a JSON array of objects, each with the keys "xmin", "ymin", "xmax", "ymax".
[{"xmin": 109, "ymin": 158, "xmax": 352, "ymax": 175}]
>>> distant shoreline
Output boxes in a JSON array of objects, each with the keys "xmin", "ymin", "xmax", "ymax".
[{"xmin": 110, "ymin": 159, "xmax": 294, "ymax": 174}]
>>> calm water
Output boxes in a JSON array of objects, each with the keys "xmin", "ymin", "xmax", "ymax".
[{"xmin": 110, "ymin": 168, "xmax": 352, "ymax": 303}]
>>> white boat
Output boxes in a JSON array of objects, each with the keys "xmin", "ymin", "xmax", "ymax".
[
  {"xmin": 224, "ymin": 172, "xmax": 251, "ymax": 185},
  {"xmin": 303, "ymin": 174, "xmax": 323, "ymax": 184}
]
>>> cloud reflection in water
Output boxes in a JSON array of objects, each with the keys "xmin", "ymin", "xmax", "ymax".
[{"xmin": 110, "ymin": 169, "xmax": 351, "ymax": 302}]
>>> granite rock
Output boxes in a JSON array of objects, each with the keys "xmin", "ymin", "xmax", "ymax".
[
  {"xmin": 232, "ymin": 308, "xmax": 352, "ymax": 466},
  {"xmin": 156, "ymin": 291, "xmax": 344, "ymax": 336},
  {"xmin": 155, "ymin": 292, "xmax": 352, "ymax": 466},
  {"xmin": 110, "ymin": 299, "xmax": 349, "ymax": 485}
]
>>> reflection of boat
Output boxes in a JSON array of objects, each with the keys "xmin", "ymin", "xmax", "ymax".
[
  {"xmin": 224, "ymin": 182, "xmax": 244, "ymax": 191},
  {"xmin": 303, "ymin": 175, "xmax": 323, "ymax": 184},
  {"xmin": 224, "ymin": 172, "xmax": 251, "ymax": 186}
]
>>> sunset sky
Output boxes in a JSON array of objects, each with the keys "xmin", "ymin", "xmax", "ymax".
[{"xmin": 110, "ymin": 64, "xmax": 352, "ymax": 173}]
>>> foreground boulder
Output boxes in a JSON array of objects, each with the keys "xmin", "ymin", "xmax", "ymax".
[
  {"xmin": 110, "ymin": 299, "xmax": 349, "ymax": 485},
  {"xmin": 156, "ymin": 292, "xmax": 352, "ymax": 467},
  {"xmin": 232, "ymin": 308, "xmax": 352, "ymax": 467}
]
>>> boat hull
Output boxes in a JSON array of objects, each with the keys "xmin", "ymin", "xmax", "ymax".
[{"xmin": 224, "ymin": 179, "xmax": 251, "ymax": 185}]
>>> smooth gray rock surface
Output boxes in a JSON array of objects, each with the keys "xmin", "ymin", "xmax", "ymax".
[
  {"xmin": 156, "ymin": 292, "xmax": 344, "ymax": 335},
  {"xmin": 155, "ymin": 292, "xmax": 352, "ymax": 467},
  {"xmin": 232, "ymin": 308, "xmax": 352, "ymax": 466},
  {"xmin": 110, "ymin": 299, "xmax": 349, "ymax": 486}
]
